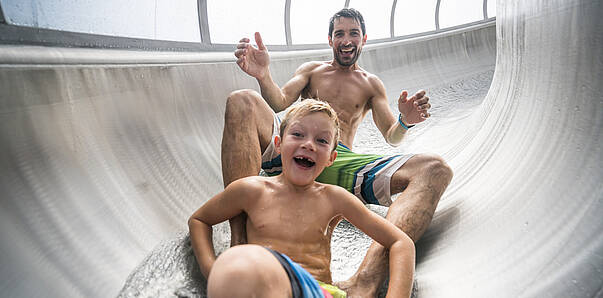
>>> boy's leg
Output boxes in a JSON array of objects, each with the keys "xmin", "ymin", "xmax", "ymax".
[
  {"xmin": 207, "ymin": 244, "xmax": 292, "ymax": 298},
  {"xmin": 339, "ymin": 154, "xmax": 453, "ymax": 297},
  {"xmin": 222, "ymin": 89, "xmax": 275, "ymax": 246}
]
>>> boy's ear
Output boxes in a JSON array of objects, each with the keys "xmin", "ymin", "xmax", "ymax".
[
  {"xmin": 274, "ymin": 135, "xmax": 282, "ymax": 154},
  {"xmin": 327, "ymin": 150, "xmax": 337, "ymax": 167}
]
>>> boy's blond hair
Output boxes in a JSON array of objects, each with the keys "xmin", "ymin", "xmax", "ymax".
[{"xmin": 279, "ymin": 99, "xmax": 340, "ymax": 150}]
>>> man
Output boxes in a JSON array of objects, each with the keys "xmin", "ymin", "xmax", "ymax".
[{"xmin": 221, "ymin": 8, "xmax": 453, "ymax": 297}]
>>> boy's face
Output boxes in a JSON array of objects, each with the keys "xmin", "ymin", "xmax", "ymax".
[{"xmin": 275, "ymin": 112, "xmax": 338, "ymax": 186}]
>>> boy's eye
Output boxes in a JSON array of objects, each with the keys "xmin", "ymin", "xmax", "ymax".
[
  {"xmin": 292, "ymin": 132, "xmax": 302, "ymax": 137},
  {"xmin": 318, "ymin": 138, "xmax": 329, "ymax": 144}
]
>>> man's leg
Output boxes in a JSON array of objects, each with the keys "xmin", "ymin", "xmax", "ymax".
[
  {"xmin": 340, "ymin": 154, "xmax": 453, "ymax": 297},
  {"xmin": 221, "ymin": 89, "xmax": 275, "ymax": 246},
  {"xmin": 207, "ymin": 245, "xmax": 292, "ymax": 298}
]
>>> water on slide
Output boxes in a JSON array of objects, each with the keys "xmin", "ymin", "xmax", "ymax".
[{"xmin": 0, "ymin": 0, "xmax": 601, "ymax": 297}]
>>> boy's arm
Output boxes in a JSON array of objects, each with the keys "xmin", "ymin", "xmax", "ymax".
[
  {"xmin": 188, "ymin": 178, "xmax": 261, "ymax": 278},
  {"xmin": 331, "ymin": 187, "xmax": 416, "ymax": 298}
]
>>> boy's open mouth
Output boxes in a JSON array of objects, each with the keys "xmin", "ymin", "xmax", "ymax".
[{"xmin": 293, "ymin": 156, "xmax": 315, "ymax": 168}]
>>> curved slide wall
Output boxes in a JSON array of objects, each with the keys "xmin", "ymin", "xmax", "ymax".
[{"xmin": 0, "ymin": 1, "xmax": 601, "ymax": 297}]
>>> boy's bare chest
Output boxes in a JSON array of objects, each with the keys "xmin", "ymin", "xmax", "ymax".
[{"xmin": 246, "ymin": 197, "xmax": 336, "ymax": 242}]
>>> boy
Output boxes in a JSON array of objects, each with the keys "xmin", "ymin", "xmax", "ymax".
[{"xmin": 189, "ymin": 99, "xmax": 415, "ymax": 297}]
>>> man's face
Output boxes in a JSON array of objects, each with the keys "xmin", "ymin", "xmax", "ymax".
[
  {"xmin": 275, "ymin": 113, "xmax": 337, "ymax": 186},
  {"xmin": 328, "ymin": 17, "xmax": 367, "ymax": 67}
]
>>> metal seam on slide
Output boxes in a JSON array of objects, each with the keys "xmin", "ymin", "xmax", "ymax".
[
  {"xmin": 390, "ymin": 0, "xmax": 397, "ymax": 38},
  {"xmin": 285, "ymin": 0, "xmax": 292, "ymax": 45},
  {"xmin": 198, "ymin": 0, "xmax": 211, "ymax": 45},
  {"xmin": 435, "ymin": 0, "xmax": 441, "ymax": 30}
]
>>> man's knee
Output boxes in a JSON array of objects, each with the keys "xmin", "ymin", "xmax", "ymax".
[
  {"xmin": 391, "ymin": 154, "xmax": 453, "ymax": 194},
  {"xmin": 420, "ymin": 154, "xmax": 453, "ymax": 184},
  {"xmin": 225, "ymin": 89, "xmax": 263, "ymax": 119}
]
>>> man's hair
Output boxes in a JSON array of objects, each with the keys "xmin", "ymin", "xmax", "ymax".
[
  {"xmin": 328, "ymin": 8, "xmax": 366, "ymax": 37},
  {"xmin": 280, "ymin": 99, "xmax": 340, "ymax": 150}
]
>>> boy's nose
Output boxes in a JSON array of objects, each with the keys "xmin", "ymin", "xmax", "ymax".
[{"xmin": 301, "ymin": 139, "xmax": 315, "ymax": 151}]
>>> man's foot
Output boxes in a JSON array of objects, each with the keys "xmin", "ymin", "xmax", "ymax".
[{"xmin": 334, "ymin": 276, "xmax": 378, "ymax": 298}]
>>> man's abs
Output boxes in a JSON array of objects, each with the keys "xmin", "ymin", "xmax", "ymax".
[{"xmin": 302, "ymin": 63, "xmax": 376, "ymax": 147}]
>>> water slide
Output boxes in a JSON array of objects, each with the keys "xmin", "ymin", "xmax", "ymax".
[{"xmin": 1, "ymin": 0, "xmax": 601, "ymax": 297}]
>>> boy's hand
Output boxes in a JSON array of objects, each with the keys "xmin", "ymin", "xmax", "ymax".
[
  {"xmin": 234, "ymin": 32, "xmax": 270, "ymax": 80},
  {"xmin": 398, "ymin": 90, "xmax": 431, "ymax": 125}
]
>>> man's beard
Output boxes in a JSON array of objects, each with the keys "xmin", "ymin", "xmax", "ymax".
[{"xmin": 334, "ymin": 46, "xmax": 362, "ymax": 66}]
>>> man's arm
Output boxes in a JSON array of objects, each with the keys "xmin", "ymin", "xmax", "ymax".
[
  {"xmin": 331, "ymin": 187, "xmax": 415, "ymax": 298},
  {"xmin": 368, "ymin": 76, "xmax": 431, "ymax": 146},
  {"xmin": 188, "ymin": 178, "xmax": 260, "ymax": 278},
  {"xmin": 234, "ymin": 32, "xmax": 319, "ymax": 112}
]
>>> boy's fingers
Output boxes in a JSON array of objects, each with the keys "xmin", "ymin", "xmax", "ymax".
[
  {"xmin": 255, "ymin": 32, "xmax": 266, "ymax": 50},
  {"xmin": 239, "ymin": 37, "xmax": 250, "ymax": 43}
]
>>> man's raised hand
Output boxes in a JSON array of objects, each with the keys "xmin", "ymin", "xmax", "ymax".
[
  {"xmin": 398, "ymin": 90, "xmax": 431, "ymax": 125},
  {"xmin": 234, "ymin": 32, "xmax": 270, "ymax": 80}
]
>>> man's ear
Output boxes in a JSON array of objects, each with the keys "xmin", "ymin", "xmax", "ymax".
[
  {"xmin": 274, "ymin": 135, "xmax": 282, "ymax": 154},
  {"xmin": 362, "ymin": 34, "xmax": 367, "ymax": 45},
  {"xmin": 327, "ymin": 150, "xmax": 337, "ymax": 167},
  {"xmin": 328, "ymin": 35, "xmax": 333, "ymax": 47}
]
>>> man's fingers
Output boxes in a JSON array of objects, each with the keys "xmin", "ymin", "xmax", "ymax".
[
  {"xmin": 236, "ymin": 43, "xmax": 249, "ymax": 49},
  {"xmin": 234, "ymin": 49, "xmax": 246, "ymax": 58},
  {"xmin": 415, "ymin": 90, "xmax": 426, "ymax": 98},
  {"xmin": 419, "ymin": 103, "xmax": 431, "ymax": 111},
  {"xmin": 398, "ymin": 90, "xmax": 409, "ymax": 102},
  {"xmin": 415, "ymin": 96, "xmax": 430, "ymax": 106},
  {"xmin": 236, "ymin": 57, "xmax": 246, "ymax": 68},
  {"xmin": 255, "ymin": 32, "xmax": 266, "ymax": 50},
  {"xmin": 239, "ymin": 37, "xmax": 250, "ymax": 43}
]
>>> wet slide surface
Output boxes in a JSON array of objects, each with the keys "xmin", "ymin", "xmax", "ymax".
[{"xmin": 1, "ymin": 1, "xmax": 601, "ymax": 297}]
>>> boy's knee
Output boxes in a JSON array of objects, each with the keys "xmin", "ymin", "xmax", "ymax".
[
  {"xmin": 208, "ymin": 246, "xmax": 264, "ymax": 295},
  {"xmin": 208, "ymin": 245, "xmax": 288, "ymax": 297}
]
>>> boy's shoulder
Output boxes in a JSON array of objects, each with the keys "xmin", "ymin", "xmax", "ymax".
[
  {"xmin": 317, "ymin": 181, "xmax": 355, "ymax": 201},
  {"xmin": 227, "ymin": 176, "xmax": 272, "ymax": 195}
]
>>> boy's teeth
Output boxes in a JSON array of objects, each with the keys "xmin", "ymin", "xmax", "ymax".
[{"xmin": 294, "ymin": 157, "xmax": 315, "ymax": 168}]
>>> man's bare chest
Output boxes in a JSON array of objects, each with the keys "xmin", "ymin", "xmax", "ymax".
[{"xmin": 304, "ymin": 72, "xmax": 373, "ymax": 110}]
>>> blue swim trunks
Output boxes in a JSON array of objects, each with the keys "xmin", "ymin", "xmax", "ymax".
[{"xmin": 265, "ymin": 248, "xmax": 346, "ymax": 298}]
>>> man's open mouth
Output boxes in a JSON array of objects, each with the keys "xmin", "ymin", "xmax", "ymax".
[
  {"xmin": 293, "ymin": 156, "xmax": 315, "ymax": 168},
  {"xmin": 340, "ymin": 47, "xmax": 355, "ymax": 57}
]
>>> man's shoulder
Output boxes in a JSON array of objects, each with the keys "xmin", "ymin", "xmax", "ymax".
[{"xmin": 296, "ymin": 61, "xmax": 330, "ymax": 74}]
